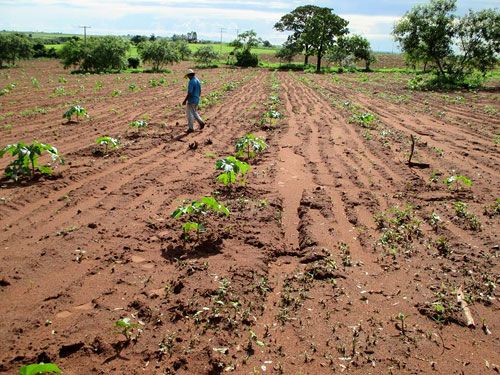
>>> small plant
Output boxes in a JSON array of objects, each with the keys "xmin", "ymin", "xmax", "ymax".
[
  {"xmin": 52, "ymin": 86, "xmax": 66, "ymax": 96},
  {"xmin": 94, "ymin": 80, "xmax": 103, "ymax": 91},
  {"xmin": 428, "ymin": 211, "xmax": 442, "ymax": 232},
  {"xmin": 483, "ymin": 198, "xmax": 500, "ymax": 218},
  {"xmin": 396, "ymin": 313, "xmax": 407, "ymax": 336},
  {"xmin": 19, "ymin": 363, "xmax": 61, "ymax": 375},
  {"xmin": 215, "ymin": 156, "xmax": 249, "ymax": 187},
  {"xmin": 222, "ymin": 82, "xmax": 236, "ymax": 92},
  {"xmin": 349, "ymin": 113, "xmax": 377, "ymax": 128},
  {"xmin": 235, "ymin": 133, "xmax": 268, "ymax": 160},
  {"xmin": 0, "ymin": 141, "xmax": 63, "ymax": 181},
  {"xmin": 63, "ymin": 105, "xmax": 88, "ymax": 122},
  {"xmin": 444, "ymin": 175, "xmax": 472, "ymax": 191},
  {"xmin": 128, "ymin": 83, "xmax": 138, "ymax": 91},
  {"xmin": 452, "ymin": 201, "xmax": 481, "ymax": 231},
  {"xmin": 115, "ymin": 317, "xmax": 140, "ymax": 341},
  {"xmin": 95, "ymin": 136, "xmax": 119, "ymax": 154},
  {"xmin": 111, "ymin": 89, "xmax": 122, "ymax": 97},
  {"xmin": 31, "ymin": 77, "xmax": 40, "ymax": 88},
  {"xmin": 171, "ymin": 196, "xmax": 230, "ymax": 241},
  {"xmin": 129, "ymin": 120, "xmax": 148, "ymax": 129},
  {"xmin": 58, "ymin": 76, "xmax": 67, "ymax": 84},
  {"xmin": 434, "ymin": 236, "xmax": 451, "ymax": 256}
]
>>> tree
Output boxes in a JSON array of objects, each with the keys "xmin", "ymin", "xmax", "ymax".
[
  {"xmin": 60, "ymin": 36, "xmax": 130, "ymax": 72},
  {"xmin": 193, "ymin": 46, "xmax": 219, "ymax": 66},
  {"xmin": 348, "ymin": 35, "xmax": 376, "ymax": 71},
  {"xmin": 138, "ymin": 39, "xmax": 179, "ymax": 71},
  {"xmin": 262, "ymin": 40, "xmax": 272, "ymax": 48},
  {"xmin": 393, "ymin": 0, "xmax": 500, "ymax": 83},
  {"xmin": 231, "ymin": 30, "xmax": 262, "ymax": 67},
  {"xmin": 174, "ymin": 40, "xmax": 192, "ymax": 60},
  {"xmin": 393, "ymin": 0, "xmax": 456, "ymax": 77},
  {"xmin": 187, "ymin": 31, "xmax": 198, "ymax": 43},
  {"xmin": 274, "ymin": 5, "xmax": 322, "ymax": 65},
  {"xmin": 131, "ymin": 35, "xmax": 147, "ymax": 45},
  {"xmin": 0, "ymin": 33, "xmax": 34, "ymax": 67},
  {"xmin": 302, "ymin": 7, "xmax": 349, "ymax": 72},
  {"xmin": 275, "ymin": 40, "xmax": 302, "ymax": 64},
  {"xmin": 326, "ymin": 36, "xmax": 354, "ymax": 68}
]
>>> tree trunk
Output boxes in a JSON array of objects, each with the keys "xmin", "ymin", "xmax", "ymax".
[
  {"xmin": 316, "ymin": 49, "xmax": 322, "ymax": 73},
  {"xmin": 304, "ymin": 45, "xmax": 309, "ymax": 65}
]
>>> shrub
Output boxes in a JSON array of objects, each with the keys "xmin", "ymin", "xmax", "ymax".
[
  {"xmin": 137, "ymin": 40, "xmax": 179, "ymax": 72},
  {"xmin": 235, "ymin": 49, "xmax": 258, "ymax": 67},
  {"xmin": 193, "ymin": 46, "xmax": 220, "ymax": 66},
  {"xmin": 127, "ymin": 57, "xmax": 140, "ymax": 69}
]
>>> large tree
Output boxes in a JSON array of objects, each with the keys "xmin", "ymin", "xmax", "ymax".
[
  {"xmin": 138, "ymin": 39, "xmax": 179, "ymax": 71},
  {"xmin": 0, "ymin": 33, "xmax": 33, "ymax": 67},
  {"xmin": 393, "ymin": 0, "xmax": 499, "ymax": 82},
  {"xmin": 302, "ymin": 7, "xmax": 349, "ymax": 72},
  {"xmin": 274, "ymin": 5, "xmax": 321, "ymax": 65}
]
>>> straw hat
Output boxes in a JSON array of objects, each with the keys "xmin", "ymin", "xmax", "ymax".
[{"xmin": 184, "ymin": 69, "xmax": 195, "ymax": 78}]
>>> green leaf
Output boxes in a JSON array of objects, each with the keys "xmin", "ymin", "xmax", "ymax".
[{"xmin": 19, "ymin": 363, "xmax": 61, "ymax": 375}]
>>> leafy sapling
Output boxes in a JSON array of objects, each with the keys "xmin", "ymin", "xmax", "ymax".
[
  {"xmin": 63, "ymin": 105, "xmax": 88, "ymax": 122},
  {"xmin": 235, "ymin": 133, "xmax": 268, "ymax": 160},
  {"xmin": 444, "ymin": 175, "xmax": 472, "ymax": 191},
  {"xmin": 129, "ymin": 120, "xmax": 148, "ymax": 129},
  {"xmin": 115, "ymin": 317, "xmax": 141, "ymax": 342},
  {"xmin": 0, "ymin": 141, "xmax": 63, "ymax": 181},
  {"xmin": 215, "ymin": 156, "xmax": 249, "ymax": 187},
  {"xmin": 171, "ymin": 196, "xmax": 230, "ymax": 241},
  {"xmin": 19, "ymin": 363, "xmax": 61, "ymax": 375},
  {"xmin": 95, "ymin": 136, "xmax": 120, "ymax": 155}
]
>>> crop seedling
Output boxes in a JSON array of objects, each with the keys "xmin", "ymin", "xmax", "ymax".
[
  {"xmin": 129, "ymin": 120, "xmax": 148, "ymax": 129},
  {"xmin": 434, "ymin": 236, "xmax": 451, "ymax": 256},
  {"xmin": 63, "ymin": 105, "xmax": 88, "ymax": 122},
  {"xmin": 171, "ymin": 196, "xmax": 230, "ymax": 241},
  {"xmin": 52, "ymin": 86, "xmax": 65, "ymax": 96},
  {"xmin": 31, "ymin": 77, "xmax": 40, "ymax": 88},
  {"xmin": 0, "ymin": 141, "xmax": 63, "ymax": 181},
  {"xmin": 452, "ymin": 201, "xmax": 481, "ymax": 231},
  {"xmin": 19, "ymin": 363, "xmax": 61, "ymax": 375},
  {"xmin": 95, "ymin": 136, "xmax": 119, "ymax": 155},
  {"xmin": 483, "ymin": 198, "xmax": 500, "ymax": 218},
  {"xmin": 235, "ymin": 133, "xmax": 267, "ymax": 160},
  {"xmin": 396, "ymin": 313, "xmax": 407, "ymax": 336},
  {"xmin": 349, "ymin": 113, "xmax": 377, "ymax": 129},
  {"xmin": 111, "ymin": 89, "xmax": 122, "ymax": 97},
  {"xmin": 444, "ymin": 175, "xmax": 472, "ymax": 191},
  {"xmin": 115, "ymin": 317, "xmax": 141, "ymax": 342},
  {"xmin": 215, "ymin": 156, "xmax": 249, "ymax": 187}
]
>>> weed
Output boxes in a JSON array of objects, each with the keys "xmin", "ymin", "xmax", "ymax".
[
  {"xmin": 52, "ymin": 86, "xmax": 66, "ymax": 96},
  {"xmin": 21, "ymin": 107, "xmax": 47, "ymax": 117},
  {"xmin": 111, "ymin": 89, "xmax": 122, "ymax": 97},
  {"xmin": 0, "ymin": 141, "xmax": 63, "ymax": 181},
  {"xmin": 396, "ymin": 313, "xmax": 407, "ymax": 336},
  {"xmin": 30, "ymin": 77, "xmax": 40, "ymax": 88},
  {"xmin": 434, "ymin": 236, "xmax": 451, "ymax": 256},
  {"xmin": 483, "ymin": 198, "xmax": 500, "ymax": 218},
  {"xmin": 452, "ymin": 201, "xmax": 481, "ymax": 231}
]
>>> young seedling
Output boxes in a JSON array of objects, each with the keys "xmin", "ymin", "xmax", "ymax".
[
  {"xmin": 129, "ymin": 120, "xmax": 148, "ymax": 129},
  {"xmin": 349, "ymin": 113, "xmax": 377, "ymax": 129},
  {"xmin": 171, "ymin": 196, "xmax": 230, "ymax": 241},
  {"xmin": 19, "ymin": 363, "xmax": 61, "ymax": 375},
  {"xmin": 215, "ymin": 156, "xmax": 249, "ymax": 187},
  {"xmin": 396, "ymin": 312, "xmax": 408, "ymax": 336},
  {"xmin": 115, "ymin": 317, "xmax": 140, "ymax": 342},
  {"xmin": 95, "ymin": 136, "xmax": 119, "ymax": 155},
  {"xmin": 0, "ymin": 141, "xmax": 63, "ymax": 181},
  {"xmin": 444, "ymin": 175, "xmax": 472, "ymax": 191},
  {"xmin": 63, "ymin": 105, "xmax": 88, "ymax": 122},
  {"xmin": 235, "ymin": 133, "xmax": 268, "ymax": 160}
]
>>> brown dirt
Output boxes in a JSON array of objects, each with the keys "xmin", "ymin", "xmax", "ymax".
[{"xmin": 0, "ymin": 61, "xmax": 499, "ymax": 374}]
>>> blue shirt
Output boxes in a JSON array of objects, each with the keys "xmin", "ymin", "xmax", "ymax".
[{"xmin": 187, "ymin": 77, "xmax": 201, "ymax": 105}]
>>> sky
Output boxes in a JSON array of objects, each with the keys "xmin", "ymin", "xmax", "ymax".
[{"xmin": 0, "ymin": 0, "xmax": 498, "ymax": 51}]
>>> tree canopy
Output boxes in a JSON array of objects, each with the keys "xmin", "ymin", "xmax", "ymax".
[
  {"xmin": 0, "ymin": 33, "xmax": 34, "ymax": 67},
  {"xmin": 393, "ymin": 0, "xmax": 500, "ymax": 85},
  {"xmin": 137, "ymin": 39, "xmax": 180, "ymax": 72}
]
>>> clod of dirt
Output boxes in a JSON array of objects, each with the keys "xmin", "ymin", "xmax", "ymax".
[
  {"xmin": 188, "ymin": 141, "xmax": 198, "ymax": 150},
  {"xmin": 0, "ymin": 278, "xmax": 10, "ymax": 287},
  {"xmin": 204, "ymin": 138, "xmax": 213, "ymax": 145},
  {"xmin": 88, "ymin": 223, "xmax": 98, "ymax": 229},
  {"xmin": 59, "ymin": 342, "xmax": 85, "ymax": 358},
  {"xmin": 171, "ymin": 280, "xmax": 184, "ymax": 294}
]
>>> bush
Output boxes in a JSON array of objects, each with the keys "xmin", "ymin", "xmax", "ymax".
[
  {"xmin": 137, "ymin": 40, "xmax": 179, "ymax": 72},
  {"xmin": 193, "ymin": 46, "xmax": 219, "ymax": 66},
  {"xmin": 60, "ymin": 36, "xmax": 130, "ymax": 73},
  {"xmin": 128, "ymin": 57, "xmax": 140, "ymax": 69},
  {"xmin": 33, "ymin": 43, "xmax": 58, "ymax": 58},
  {"xmin": 0, "ymin": 33, "xmax": 34, "ymax": 67},
  {"xmin": 235, "ymin": 49, "xmax": 259, "ymax": 67}
]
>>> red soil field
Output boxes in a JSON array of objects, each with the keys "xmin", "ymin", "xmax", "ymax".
[{"xmin": 0, "ymin": 60, "xmax": 499, "ymax": 374}]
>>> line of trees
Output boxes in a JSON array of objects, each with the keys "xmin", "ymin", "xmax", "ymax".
[
  {"xmin": 393, "ymin": 0, "xmax": 499, "ymax": 86},
  {"xmin": 0, "ymin": 33, "xmax": 34, "ymax": 67}
]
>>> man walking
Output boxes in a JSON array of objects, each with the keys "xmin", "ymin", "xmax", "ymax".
[{"xmin": 182, "ymin": 69, "xmax": 205, "ymax": 134}]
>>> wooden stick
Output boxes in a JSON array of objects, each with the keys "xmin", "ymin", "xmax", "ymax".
[{"xmin": 457, "ymin": 287, "xmax": 475, "ymax": 328}]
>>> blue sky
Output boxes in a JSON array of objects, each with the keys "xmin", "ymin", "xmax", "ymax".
[{"xmin": 0, "ymin": 0, "xmax": 498, "ymax": 51}]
